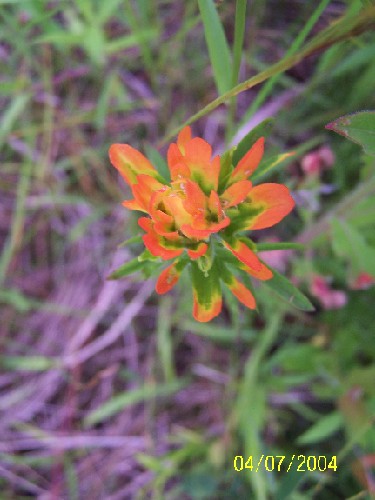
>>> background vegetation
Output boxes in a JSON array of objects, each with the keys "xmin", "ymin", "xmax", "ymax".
[{"xmin": 1, "ymin": 0, "xmax": 375, "ymax": 498}]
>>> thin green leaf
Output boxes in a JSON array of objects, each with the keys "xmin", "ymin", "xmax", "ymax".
[
  {"xmin": 330, "ymin": 217, "xmax": 375, "ymax": 275},
  {"xmin": 180, "ymin": 319, "xmax": 255, "ymax": 342},
  {"xmin": 162, "ymin": 6, "xmax": 375, "ymax": 144},
  {"xmin": 157, "ymin": 295, "xmax": 175, "ymax": 382},
  {"xmin": 118, "ymin": 234, "xmax": 143, "ymax": 248},
  {"xmin": 197, "ymin": 0, "xmax": 232, "ymax": 95},
  {"xmin": 107, "ymin": 257, "xmax": 145, "ymax": 280},
  {"xmin": 144, "ymin": 144, "xmax": 170, "ymax": 182},
  {"xmin": 326, "ymin": 110, "xmax": 375, "ymax": 156},
  {"xmin": 241, "ymin": 0, "xmax": 331, "ymax": 123},
  {"xmin": 231, "ymin": 0, "xmax": 247, "ymax": 88},
  {"xmin": 105, "ymin": 29, "xmax": 158, "ymax": 54},
  {"xmin": 256, "ymin": 242, "xmax": 304, "ymax": 251},
  {"xmin": 232, "ymin": 118, "xmax": 274, "ymax": 166},
  {"xmin": 218, "ymin": 148, "xmax": 234, "ymax": 193},
  {"xmin": 263, "ymin": 266, "xmax": 315, "ymax": 312},
  {"xmin": 298, "ymin": 412, "xmax": 343, "ymax": 445},
  {"xmin": 84, "ymin": 379, "xmax": 187, "ymax": 426},
  {"xmin": 190, "ymin": 259, "xmax": 221, "ymax": 313},
  {"xmin": 251, "ymin": 150, "xmax": 296, "ymax": 183},
  {"xmin": 34, "ymin": 32, "xmax": 83, "ymax": 46},
  {"xmin": 0, "ymin": 93, "xmax": 29, "ymax": 149},
  {"xmin": 1, "ymin": 356, "xmax": 58, "ymax": 371}
]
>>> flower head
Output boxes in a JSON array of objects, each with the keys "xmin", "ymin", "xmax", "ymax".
[{"xmin": 109, "ymin": 127, "xmax": 295, "ymax": 321}]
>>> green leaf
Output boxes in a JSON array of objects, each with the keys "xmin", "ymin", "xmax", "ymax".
[
  {"xmin": 0, "ymin": 288, "xmax": 32, "ymax": 312},
  {"xmin": 331, "ymin": 217, "xmax": 375, "ymax": 275},
  {"xmin": 137, "ymin": 248, "xmax": 161, "ymax": 262},
  {"xmin": 190, "ymin": 259, "xmax": 221, "ymax": 319},
  {"xmin": 326, "ymin": 110, "xmax": 375, "ymax": 156},
  {"xmin": 85, "ymin": 379, "xmax": 187, "ymax": 426},
  {"xmin": 218, "ymin": 148, "xmax": 234, "ymax": 192},
  {"xmin": 105, "ymin": 29, "xmax": 158, "ymax": 54},
  {"xmin": 1, "ymin": 356, "xmax": 58, "ymax": 371},
  {"xmin": 197, "ymin": 0, "xmax": 232, "ymax": 95},
  {"xmin": 297, "ymin": 412, "xmax": 343, "ymax": 445},
  {"xmin": 232, "ymin": 118, "xmax": 274, "ymax": 166},
  {"xmin": 251, "ymin": 150, "xmax": 296, "ymax": 183},
  {"xmin": 275, "ymin": 468, "xmax": 305, "ymax": 500},
  {"xmin": 107, "ymin": 256, "xmax": 145, "ymax": 280},
  {"xmin": 256, "ymin": 242, "xmax": 304, "ymax": 252},
  {"xmin": 263, "ymin": 266, "xmax": 315, "ymax": 312},
  {"xmin": 0, "ymin": 93, "xmax": 29, "ymax": 149},
  {"xmin": 118, "ymin": 234, "xmax": 143, "ymax": 248},
  {"xmin": 144, "ymin": 144, "xmax": 170, "ymax": 182},
  {"xmin": 163, "ymin": 6, "xmax": 375, "ymax": 144}
]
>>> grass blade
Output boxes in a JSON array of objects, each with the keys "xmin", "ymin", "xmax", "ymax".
[
  {"xmin": 162, "ymin": 5, "xmax": 375, "ymax": 144},
  {"xmin": 85, "ymin": 379, "xmax": 188, "ymax": 426},
  {"xmin": 198, "ymin": 0, "xmax": 232, "ymax": 95}
]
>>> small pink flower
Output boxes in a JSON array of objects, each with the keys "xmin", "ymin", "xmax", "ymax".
[
  {"xmin": 301, "ymin": 146, "xmax": 335, "ymax": 176},
  {"xmin": 311, "ymin": 275, "xmax": 347, "ymax": 309},
  {"xmin": 318, "ymin": 146, "xmax": 335, "ymax": 168},
  {"xmin": 349, "ymin": 272, "xmax": 374, "ymax": 290}
]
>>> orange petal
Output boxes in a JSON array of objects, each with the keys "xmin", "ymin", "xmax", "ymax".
[
  {"xmin": 167, "ymin": 143, "xmax": 191, "ymax": 180},
  {"xmin": 246, "ymin": 183, "xmax": 295, "ymax": 230},
  {"xmin": 223, "ymin": 240, "xmax": 262, "ymax": 272},
  {"xmin": 155, "ymin": 262, "xmax": 181, "ymax": 294},
  {"xmin": 109, "ymin": 144, "xmax": 159, "ymax": 185},
  {"xmin": 143, "ymin": 233, "xmax": 183, "ymax": 260},
  {"xmin": 180, "ymin": 224, "xmax": 212, "ymax": 240},
  {"xmin": 229, "ymin": 137, "xmax": 264, "ymax": 184},
  {"xmin": 131, "ymin": 174, "xmax": 165, "ymax": 212},
  {"xmin": 240, "ymin": 261, "xmax": 273, "ymax": 281},
  {"xmin": 163, "ymin": 194, "xmax": 193, "ymax": 229},
  {"xmin": 177, "ymin": 126, "xmax": 192, "ymax": 153},
  {"xmin": 169, "ymin": 160, "xmax": 191, "ymax": 181},
  {"xmin": 181, "ymin": 216, "xmax": 230, "ymax": 239},
  {"xmin": 122, "ymin": 199, "xmax": 144, "ymax": 211},
  {"xmin": 184, "ymin": 138, "xmax": 219, "ymax": 192},
  {"xmin": 187, "ymin": 242, "xmax": 208, "ymax": 259},
  {"xmin": 138, "ymin": 217, "xmax": 183, "ymax": 260},
  {"xmin": 193, "ymin": 292, "xmax": 222, "ymax": 322},
  {"xmin": 191, "ymin": 262, "xmax": 222, "ymax": 322},
  {"xmin": 220, "ymin": 180, "xmax": 252, "ymax": 208},
  {"xmin": 183, "ymin": 180, "xmax": 207, "ymax": 215},
  {"xmin": 152, "ymin": 210, "xmax": 179, "ymax": 238},
  {"xmin": 226, "ymin": 277, "xmax": 256, "ymax": 309},
  {"xmin": 208, "ymin": 190, "xmax": 224, "ymax": 219},
  {"xmin": 138, "ymin": 216, "xmax": 153, "ymax": 232}
]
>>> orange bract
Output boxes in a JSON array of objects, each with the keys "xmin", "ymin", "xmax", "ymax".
[{"xmin": 109, "ymin": 126, "xmax": 295, "ymax": 322}]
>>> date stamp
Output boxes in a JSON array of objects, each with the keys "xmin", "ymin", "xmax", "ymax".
[{"xmin": 233, "ymin": 455, "xmax": 337, "ymax": 473}]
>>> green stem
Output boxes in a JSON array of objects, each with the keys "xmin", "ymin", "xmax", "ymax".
[
  {"xmin": 239, "ymin": 0, "xmax": 331, "ymax": 127},
  {"xmin": 256, "ymin": 242, "xmax": 305, "ymax": 251},
  {"xmin": 226, "ymin": 0, "xmax": 247, "ymax": 144},
  {"xmin": 160, "ymin": 5, "xmax": 375, "ymax": 145}
]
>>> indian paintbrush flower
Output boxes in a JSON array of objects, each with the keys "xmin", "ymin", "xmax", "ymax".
[{"xmin": 109, "ymin": 127, "xmax": 295, "ymax": 322}]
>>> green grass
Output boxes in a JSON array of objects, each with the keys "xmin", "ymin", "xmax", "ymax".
[{"xmin": 1, "ymin": 0, "xmax": 375, "ymax": 498}]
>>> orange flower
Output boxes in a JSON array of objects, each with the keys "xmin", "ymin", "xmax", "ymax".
[{"xmin": 109, "ymin": 127, "xmax": 295, "ymax": 322}]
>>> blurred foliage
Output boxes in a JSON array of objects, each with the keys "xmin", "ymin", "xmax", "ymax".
[{"xmin": 1, "ymin": 0, "xmax": 375, "ymax": 498}]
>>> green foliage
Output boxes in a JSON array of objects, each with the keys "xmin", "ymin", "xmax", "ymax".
[
  {"xmin": 263, "ymin": 266, "xmax": 315, "ymax": 312},
  {"xmin": 330, "ymin": 217, "xmax": 375, "ymax": 276},
  {"xmin": 1, "ymin": 1, "xmax": 375, "ymax": 498},
  {"xmin": 85, "ymin": 379, "xmax": 188, "ymax": 426},
  {"xmin": 232, "ymin": 118, "xmax": 274, "ymax": 166},
  {"xmin": 198, "ymin": 0, "xmax": 232, "ymax": 95},
  {"xmin": 107, "ymin": 255, "xmax": 147, "ymax": 279},
  {"xmin": 326, "ymin": 110, "xmax": 375, "ymax": 156}
]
